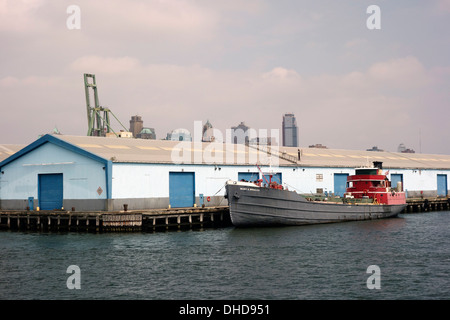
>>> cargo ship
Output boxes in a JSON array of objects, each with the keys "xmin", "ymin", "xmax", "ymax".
[{"xmin": 225, "ymin": 161, "xmax": 406, "ymax": 227}]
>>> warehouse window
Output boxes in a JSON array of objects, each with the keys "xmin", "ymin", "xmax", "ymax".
[{"xmin": 316, "ymin": 174, "xmax": 323, "ymax": 182}]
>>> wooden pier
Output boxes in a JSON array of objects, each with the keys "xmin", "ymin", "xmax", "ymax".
[
  {"xmin": 0, "ymin": 206, "xmax": 231, "ymax": 232},
  {"xmin": 404, "ymin": 197, "xmax": 450, "ymax": 213}
]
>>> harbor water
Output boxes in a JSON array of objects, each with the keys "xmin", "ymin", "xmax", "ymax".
[{"xmin": 0, "ymin": 211, "xmax": 449, "ymax": 300}]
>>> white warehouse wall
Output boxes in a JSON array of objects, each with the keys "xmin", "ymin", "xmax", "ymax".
[
  {"xmin": 111, "ymin": 163, "xmax": 449, "ymax": 203},
  {"xmin": 111, "ymin": 163, "xmax": 358, "ymax": 203}
]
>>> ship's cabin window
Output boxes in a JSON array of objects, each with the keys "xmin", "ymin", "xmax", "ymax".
[{"xmin": 371, "ymin": 180, "xmax": 385, "ymax": 188}]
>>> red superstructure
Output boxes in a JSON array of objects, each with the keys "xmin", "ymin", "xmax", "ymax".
[{"xmin": 345, "ymin": 161, "xmax": 406, "ymax": 205}]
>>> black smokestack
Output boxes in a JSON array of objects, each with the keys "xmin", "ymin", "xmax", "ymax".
[{"xmin": 373, "ymin": 161, "xmax": 383, "ymax": 169}]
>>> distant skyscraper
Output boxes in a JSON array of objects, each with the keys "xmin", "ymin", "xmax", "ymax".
[
  {"xmin": 129, "ymin": 115, "xmax": 143, "ymax": 138},
  {"xmin": 231, "ymin": 122, "xmax": 251, "ymax": 144},
  {"xmin": 202, "ymin": 120, "xmax": 215, "ymax": 142},
  {"xmin": 282, "ymin": 113, "xmax": 298, "ymax": 147}
]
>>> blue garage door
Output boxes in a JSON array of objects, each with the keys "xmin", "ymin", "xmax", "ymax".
[
  {"xmin": 238, "ymin": 172, "xmax": 259, "ymax": 182},
  {"xmin": 38, "ymin": 173, "xmax": 63, "ymax": 210},
  {"xmin": 169, "ymin": 172, "xmax": 195, "ymax": 208},
  {"xmin": 437, "ymin": 174, "xmax": 448, "ymax": 196},
  {"xmin": 334, "ymin": 173, "xmax": 349, "ymax": 197}
]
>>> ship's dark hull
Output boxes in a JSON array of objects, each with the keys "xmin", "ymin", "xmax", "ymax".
[{"xmin": 225, "ymin": 182, "xmax": 406, "ymax": 227}]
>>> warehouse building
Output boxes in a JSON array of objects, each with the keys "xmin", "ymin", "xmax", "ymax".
[{"xmin": 0, "ymin": 134, "xmax": 449, "ymax": 211}]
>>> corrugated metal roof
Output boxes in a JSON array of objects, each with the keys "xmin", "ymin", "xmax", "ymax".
[
  {"xmin": 0, "ymin": 144, "xmax": 26, "ymax": 162},
  {"xmin": 279, "ymin": 146, "xmax": 450, "ymax": 169},
  {"xmin": 53, "ymin": 135, "xmax": 450, "ymax": 170},
  {"xmin": 57, "ymin": 135, "xmax": 291, "ymax": 166}
]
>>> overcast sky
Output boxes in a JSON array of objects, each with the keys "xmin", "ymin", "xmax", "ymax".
[{"xmin": 1, "ymin": 0, "xmax": 450, "ymax": 154}]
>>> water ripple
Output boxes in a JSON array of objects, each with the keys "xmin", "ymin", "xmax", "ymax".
[{"xmin": 0, "ymin": 212, "xmax": 449, "ymax": 299}]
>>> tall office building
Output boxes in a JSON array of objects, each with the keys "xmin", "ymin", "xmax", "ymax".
[
  {"xmin": 129, "ymin": 115, "xmax": 143, "ymax": 138},
  {"xmin": 231, "ymin": 121, "xmax": 251, "ymax": 144},
  {"xmin": 282, "ymin": 113, "xmax": 298, "ymax": 147},
  {"xmin": 202, "ymin": 120, "xmax": 215, "ymax": 142}
]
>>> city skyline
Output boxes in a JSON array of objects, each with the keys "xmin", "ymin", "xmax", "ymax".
[
  {"xmin": 130, "ymin": 115, "xmax": 419, "ymax": 153},
  {"xmin": 1, "ymin": 1, "xmax": 450, "ymax": 154},
  {"xmin": 35, "ymin": 110, "xmax": 419, "ymax": 153}
]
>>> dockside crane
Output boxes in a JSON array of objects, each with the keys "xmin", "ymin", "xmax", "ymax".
[{"xmin": 83, "ymin": 73, "xmax": 129, "ymax": 137}]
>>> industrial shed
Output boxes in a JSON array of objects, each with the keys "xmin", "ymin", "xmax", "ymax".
[{"xmin": 0, "ymin": 134, "xmax": 449, "ymax": 211}]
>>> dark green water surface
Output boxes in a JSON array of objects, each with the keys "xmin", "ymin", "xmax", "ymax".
[{"xmin": 1, "ymin": 212, "xmax": 449, "ymax": 300}]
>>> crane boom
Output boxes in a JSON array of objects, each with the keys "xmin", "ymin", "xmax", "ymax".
[{"xmin": 83, "ymin": 73, "xmax": 128, "ymax": 137}]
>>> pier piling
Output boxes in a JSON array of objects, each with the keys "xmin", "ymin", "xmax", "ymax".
[
  {"xmin": 403, "ymin": 197, "xmax": 450, "ymax": 213},
  {"xmin": 0, "ymin": 206, "xmax": 231, "ymax": 232}
]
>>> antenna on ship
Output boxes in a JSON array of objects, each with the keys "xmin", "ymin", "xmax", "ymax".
[{"xmin": 256, "ymin": 162, "xmax": 270, "ymax": 185}]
